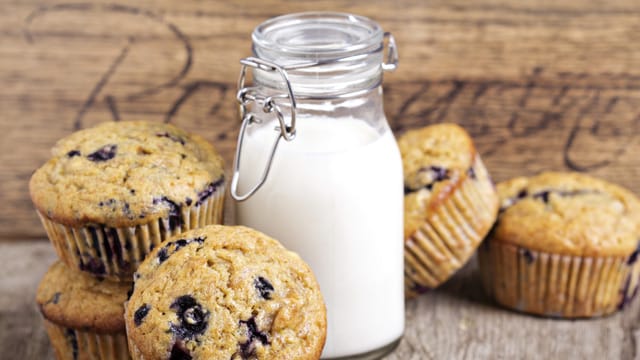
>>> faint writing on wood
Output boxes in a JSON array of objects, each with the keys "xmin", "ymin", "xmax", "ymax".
[
  {"xmin": 24, "ymin": 3, "xmax": 228, "ymax": 131},
  {"xmin": 390, "ymin": 68, "xmax": 640, "ymax": 171},
  {"xmin": 24, "ymin": 5, "xmax": 640, "ymax": 171}
]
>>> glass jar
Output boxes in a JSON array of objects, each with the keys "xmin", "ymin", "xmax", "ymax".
[{"xmin": 232, "ymin": 12, "xmax": 404, "ymax": 359}]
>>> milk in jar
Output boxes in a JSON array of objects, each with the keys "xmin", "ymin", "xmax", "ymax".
[{"xmin": 232, "ymin": 12, "xmax": 404, "ymax": 359}]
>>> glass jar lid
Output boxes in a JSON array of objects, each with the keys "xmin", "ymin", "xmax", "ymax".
[
  {"xmin": 249, "ymin": 12, "xmax": 395, "ymax": 97},
  {"xmin": 253, "ymin": 12, "xmax": 383, "ymax": 65}
]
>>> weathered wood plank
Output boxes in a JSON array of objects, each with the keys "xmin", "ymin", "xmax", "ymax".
[
  {"xmin": 0, "ymin": 241, "xmax": 56, "ymax": 359},
  {"xmin": 1, "ymin": 241, "xmax": 636, "ymax": 359},
  {"xmin": 3, "ymin": 0, "xmax": 640, "ymax": 358},
  {"xmin": 3, "ymin": 0, "xmax": 640, "ymax": 237}
]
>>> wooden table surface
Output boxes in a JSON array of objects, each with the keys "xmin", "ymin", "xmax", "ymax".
[{"xmin": 2, "ymin": 0, "xmax": 640, "ymax": 358}]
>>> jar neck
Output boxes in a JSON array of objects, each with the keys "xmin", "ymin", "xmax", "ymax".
[
  {"xmin": 251, "ymin": 51, "xmax": 384, "ymax": 98},
  {"xmin": 250, "ymin": 12, "xmax": 386, "ymax": 98},
  {"xmin": 248, "ymin": 85, "xmax": 387, "ymax": 135}
]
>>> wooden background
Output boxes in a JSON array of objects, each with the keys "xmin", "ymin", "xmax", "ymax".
[{"xmin": 1, "ymin": 0, "xmax": 640, "ymax": 358}]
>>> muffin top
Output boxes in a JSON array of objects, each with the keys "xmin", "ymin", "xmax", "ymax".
[
  {"xmin": 495, "ymin": 172, "xmax": 640, "ymax": 256},
  {"xmin": 399, "ymin": 123, "xmax": 479, "ymax": 238},
  {"xmin": 30, "ymin": 121, "xmax": 224, "ymax": 227},
  {"xmin": 36, "ymin": 261, "xmax": 131, "ymax": 333},
  {"xmin": 125, "ymin": 225, "xmax": 326, "ymax": 360}
]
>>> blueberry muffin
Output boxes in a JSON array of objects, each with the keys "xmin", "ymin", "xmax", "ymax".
[
  {"xmin": 479, "ymin": 172, "xmax": 640, "ymax": 317},
  {"xmin": 36, "ymin": 261, "xmax": 133, "ymax": 359},
  {"xmin": 399, "ymin": 123, "xmax": 498, "ymax": 297},
  {"xmin": 124, "ymin": 225, "xmax": 326, "ymax": 360},
  {"xmin": 29, "ymin": 121, "xmax": 225, "ymax": 280}
]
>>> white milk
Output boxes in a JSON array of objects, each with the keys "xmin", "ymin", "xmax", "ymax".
[{"xmin": 236, "ymin": 116, "xmax": 405, "ymax": 358}]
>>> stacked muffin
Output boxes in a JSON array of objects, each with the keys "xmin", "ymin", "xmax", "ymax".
[{"xmin": 31, "ymin": 121, "xmax": 226, "ymax": 359}]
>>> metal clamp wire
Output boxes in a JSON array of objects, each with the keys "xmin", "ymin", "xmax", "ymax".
[{"xmin": 230, "ymin": 32, "xmax": 398, "ymax": 201}]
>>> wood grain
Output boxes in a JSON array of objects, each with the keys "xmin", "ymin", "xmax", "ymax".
[
  {"xmin": 2, "ymin": 0, "xmax": 640, "ymax": 237},
  {"xmin": 2, "ymin": 242, "xmax": 638, "ymax": 359},
  {"xmin": 2, "ymin": 0, "xmax": 640, "ymax": 358}
]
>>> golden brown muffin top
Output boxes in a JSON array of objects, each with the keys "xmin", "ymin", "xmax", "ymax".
[
  {"xmin": 29, "ymin": 121, "xmax": 224, "ymax": 227},
  {"xmin": 125, "ymin": 225, "xmax": 326, "ymax": 360},
  {"xmin": 495, "ymin": 172, "xmax": 640, "ymax": 256},
  {"xmin": 399, "ymin": 123, "xmax": 481, "ymax": 239},
  {"xmin": 36, "ymin": 261, "xmax": 132, "ymax": 334}
]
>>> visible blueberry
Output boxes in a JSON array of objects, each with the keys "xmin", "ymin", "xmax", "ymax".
[
  {"xmin": 517, "ymin": 189, "xmax": 528, "ymax": 199},
  {"xmin": 80, "ymin": 257, "xmax": 106, "ymax": 275},
  {"xmin": 405, "ymin": 166, "xmax": 450, "ymax": 195},
  {"xmin": 130, "ymin": 189, "xmax": 136, "ymax": 195},
  {"xmin": 403, "ymin": 179, "xmax": 435, "ymax": 195},
  {"xmin": 170, "ymin": 341, "xmax": 192, "ymax": 360},
  {"xmin": 521, "ymin": 248, "xmax": 535, "ymax": 264},
  {"xmin": 180, "ymin": 154, "xmax": 187, "ymax": 159},
  {"xmin": 533, "ymin": 190, "xmax": 551, "ymax": 204},
  {"xmin": 98, "ymin": 202, "xmax": 104, "ymax": 207},
  {"xmin": 87, "ymin": 144, "xmax": 117, "ymax": 162},
  {"xmin": 134, "ymin": 304, "xmax": 150, "ymax": 326},
  {"xmin": 239, "ymin": 317, "xmax": 270, "ymax": 358},
  {"xmin": 175, "ymin": 239, "xmax": 189, "ymax": 249},
  {"xmin": 66, "ymin": 150, "xmax": 81, "ymax": 158},
  {"xmin": 157, "ymin": 237, "xmax": 206, "ymax": 264},
  {"xmin": 157, "ymin": 248, "xmax": 169, "ymax": 264},
  {"xmin": 156, "ymin": 132, "xmax": 186, "ymax": 145},
  {"xmin": 65, "ymin": 328, "xmax": 78, "ymax": 360},
  {"xmin": 507, "ymin": 189, "xmax": 602, "ymax": 212},
  {"xmin": 185, "ymin": 197, "xmax": 193, "ymax": 206},
  {"xmin": 169, "ymin": 295, "xmax": 209, "ymax": 339},
  {"xmin": 195, "ymin": 178, "xmax": 224, "ymax": 206},
  {"xmin": 467, "ymin": 166, "xmax": 477, "ymax": 180},
  {"xmin": 154, "ymin": 196, "xmax": 182, "ymax": 230},
  {"xmin": 430, "ymin": 166, "xmax": 449, "ymax": 182},
  {"xmin": 45, "ymin": 292, "xmax": 61, "ymax": 305},
  {"xmin": 255, "ymin": 277, "xmax": 274, "ymax": 300}
]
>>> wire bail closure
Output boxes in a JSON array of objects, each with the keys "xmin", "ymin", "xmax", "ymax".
[
  {"xmin": 230, "ymin": 33, "xmax": 398, "ymax": 202},
  {"xmin": 230, "ymin": 57, "xmax": 297, "ymax": 201}
]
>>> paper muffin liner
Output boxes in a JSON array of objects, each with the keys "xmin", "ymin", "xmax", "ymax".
[
  {"xmin": 43, "ymin": 320, "xmax": 130, "ymax": 360},
  {"xmin": 405, "ymin": 155, "xmax": 498, "ymax": 297},
  {"xmin": 38, "ymin": 183, "xmax": 225, "ymax": 281},
  {"xmin": 478, "ymin": 240, "xmax": 640, "ymax": 318}
]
